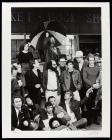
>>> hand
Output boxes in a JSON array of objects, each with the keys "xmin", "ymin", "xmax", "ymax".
[
  {"xmin": 23, "ymin": 120, "xmax": 29, "ymax": 126},
  {"xmin": 28, "ymin": 42, "xmax": 31, "ymax": 46},
  {"xmin": 30, "ymin": 121, "xmax": 39, "ymax": 130},
  {"xmin": 57, "ymin": 67, "xmax": 61, "ymax": 76},
  {"xmin": 40, "ymin": 88, "xmax": 43, "ymax": 93},
  {"xmin": 86, "ymin": 87, "xmax": 93, "ymax": 98},
  {"xmin": 35, "ymin": 84, "xmax": 40, "ymax": 88},
  {"xmin": 67, "ymin": 120, "xmax": 72, "ymax": 126},
  {"xmin": 34, "ymin": 114, "xmax": 40, "ymax": 122},
  {"xmin": 93, "ymin": 83, "xmax": 100, "ymax": 89},
  {"xmin": 18, "ymin": 80, "xmax": 23, "ymax": 87},
  {"xmin": 57, "ymin": 112, "xmax": 64, "ymax": 118}
]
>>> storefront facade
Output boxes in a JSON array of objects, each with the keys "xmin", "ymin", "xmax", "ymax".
[{"xmin": 11, "ymin": 7, "xmax": 101, "ymax": 60}]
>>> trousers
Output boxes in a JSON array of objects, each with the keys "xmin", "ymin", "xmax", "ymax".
[
  {"xmin": 73, "ymin": 90, "xmax": 80, "ymax": 101},
  {"xmin": 72, "ymin": 118, "xmax": 87, "ymax": 128}
]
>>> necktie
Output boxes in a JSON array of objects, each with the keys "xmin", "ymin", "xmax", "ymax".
[{"xmin": 18, "ymin": 110, "xmax": 22, "ymax": 127}]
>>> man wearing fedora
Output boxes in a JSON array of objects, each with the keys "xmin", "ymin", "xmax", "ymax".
[
  {"xmin": 74, "ymin": 51, "xmax": 88, "ymax": 114},
  {"xmin": 75, "ymin": 51, "xmax": 88, "ymax": 71},
  {"xmin": 11, "ymin": 95, "xmax": 31, "ymax": 131}
]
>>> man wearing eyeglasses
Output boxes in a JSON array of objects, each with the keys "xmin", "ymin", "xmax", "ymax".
[{"xmin": 58, "ymin": 56, "xmax": 67, "ymax": 75}]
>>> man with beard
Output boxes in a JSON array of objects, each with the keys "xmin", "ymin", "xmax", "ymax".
[
  {"xmin": 49, "ymin": 117, "xmax": 77, "ymax": 130},
  {"xmin": 43, "ymin": 60, "xmax": 61, "ymax": 105}
]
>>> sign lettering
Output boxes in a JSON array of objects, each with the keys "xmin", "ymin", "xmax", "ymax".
[
  {"xmin": 11, "ymin": 12, "xmax": 24, "ymax": 22},
  {"xmin": 87, "ymin": 14, "xmax": 101, "ymax": 24}
]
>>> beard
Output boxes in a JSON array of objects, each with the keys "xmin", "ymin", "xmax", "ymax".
[{"xmin": 49, "ymin": 66, "xmax": 59, "ymax": 78}]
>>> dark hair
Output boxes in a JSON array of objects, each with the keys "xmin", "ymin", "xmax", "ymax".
[
  {"xmin": 11, "ymin": 59, "xmax": 18, "ymax": 64},
  {"xmin": 19, "ymin": 44, "xmax": 24, "ymax": 52},
  {"xmin": 29, "ymin": 59, "xmax": 35, "ymax": 69},
  {"xmin": 19, "ymin": 42, "xmax": 29, "ymax": 52},
  {"xmin": 12, "ymin": 95, "xmax": 23, "ymax": 104},
  {"xmin": 94, "ymin": 53, "xmax": 100, "ymax": 57},
  {"xmin": 64, "ymin": 90, "xmax": 73, "ymax": 97},
  {"xmin": 48, "ymin": 96, "xmax": 55, "ymax": 102},
  {"xmin": 46, "ymin": 60, "xmax": 53, "ymax": 70},
  {"xmin": 46, "ymin": 60, "xmax": 59, "ymax": 78},
  {"xmin": 45, "ymin": 102, "xmax": 53, "ymax": 108},
  {"xmin": 59, "ymin": 55, "xmax": 67, "ymax": 61},
  {"xmin": 46, "ymin": 60, "xmax": 57, "ymax": 69},
  {"xmin": 73, "ymin": 58, "xmax": 79, "ymax": 70},
  {"xmin": 66, "ymin": 60, "xmax": 74, "ymax": 66},
  {"xmin": 29, "ymin": 58, "xmax": 39, "ymax": 69},
  {"xmin": 86, "ymin": 53, "xmax": 95, "ymax": 61},
  {"xmin": 49, "ymin": 117, "xmax": 62, "ymax": 129},
  {"xmin": 11, "ymin": 65, "xmax": 17, "ymax": 74}
]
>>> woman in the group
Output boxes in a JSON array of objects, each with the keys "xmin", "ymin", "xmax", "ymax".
[
  {"xmin": 25, "ymin": 59, "xmax": 43, "ymax": 105},
  {"xmin": 45, "ymin": 37, "xmax": 61, "ymax": 64},
  {"xmin": 17, "ymin": 42, "xmax": 33, "ymax": 74}
]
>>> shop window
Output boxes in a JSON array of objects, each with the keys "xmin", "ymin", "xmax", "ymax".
[{"xmin": 79, "ymin": 35, "xmax": 101, "ymax": 57}]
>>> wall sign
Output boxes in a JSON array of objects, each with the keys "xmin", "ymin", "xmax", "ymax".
[{"xmin": 11, "ymin": 8, "xmax": 101, "ymax": 34}]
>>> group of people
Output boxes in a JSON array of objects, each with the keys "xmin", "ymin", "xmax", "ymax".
[{"xmin": 11, "ymin": 41, "xmax": 102, "ymax": 131}]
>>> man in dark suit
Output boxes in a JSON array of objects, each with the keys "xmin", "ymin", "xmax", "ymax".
[
  {"xmin": 75, "ymin": 51, "xmax": 88, "ymax": 114},
  {"xmin": 25, "ymin": 59, "xmax": 43, "ymax": 105},
  {"xmin": 11, "ymin": 95, "xmax": 31, "ymax": 131}
]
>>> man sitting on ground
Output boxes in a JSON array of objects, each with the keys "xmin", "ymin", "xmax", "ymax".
[
  {"xmin": 25, "ymin": 96, "xmax": 42, "ymax": 130},
  {"xmin": 39, "ymin": 102, "xmax": 55, "ymax": 130},
  {"xmin": 11, "ymin": 95, "xmax": 31, "ymax": 131},
  {"xmin": 49, "ymin": 117, "xmax": 77, "ymax": 131},
  {"xmin": 59, "ymin": 88, "xmax": 93, "ymax": 129},
  {"xmin": 48, "ymin": 96, "xmax": 71, "ymax": 124}
]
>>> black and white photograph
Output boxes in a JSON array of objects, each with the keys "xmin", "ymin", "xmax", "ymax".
[{"xmin": 2, "ymin": 2, "xmax": 110, "ymax": 138}]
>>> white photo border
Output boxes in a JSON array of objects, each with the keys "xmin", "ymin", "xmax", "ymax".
[{"xmin": 2, "ymin": 2, "xmax": 110, "ymax": 138}]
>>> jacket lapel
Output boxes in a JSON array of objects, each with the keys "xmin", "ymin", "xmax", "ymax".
[
  {"xmin": 72, "ymin": 70, "xmax": 77, "ymax": 83},
  {"xmin": 31, "ymin": 70, "xmax": 39, "ymax": 83}
]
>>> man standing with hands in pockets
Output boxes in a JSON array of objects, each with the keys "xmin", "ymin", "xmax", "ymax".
[{"xmin": 25, "ymin": 59, "xmax": 43, "ymax": 105}]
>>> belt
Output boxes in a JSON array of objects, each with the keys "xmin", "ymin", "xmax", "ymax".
[{"xmin": 47, "ymin": 89, "xmax": 58, "ymax": 92}]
